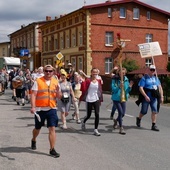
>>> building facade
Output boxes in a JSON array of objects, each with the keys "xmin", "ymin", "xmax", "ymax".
[
  {"xmin": 9, "ymin": 19, "xmax": 52, "ymax": 71},
  {"xmin": 0, "ymin": 42, "xmax": 10, "ymax": 57},
  {"xmin": 40, "ymin": 0, "xmax": 170, "ymax": 75}
]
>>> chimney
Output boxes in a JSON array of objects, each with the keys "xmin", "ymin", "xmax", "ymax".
[
  {"xmin": 55, "ymin": 16, "xmax": 58, "ymax": 20},
  {"xmin": 46, "ymin": 16, "xmax": 51, "ymax": 21},
  {"xmin": 106, "ymin": 0, "xmax": 111, "ymax": 2}
]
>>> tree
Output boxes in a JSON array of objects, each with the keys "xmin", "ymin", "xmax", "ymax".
[
  {"xmin": 122, "ymin": 58, "xmax": 139, "ymax": 73},
  {"xmin": 167, "ymin": 62, "xmax": 170, "ymax": 72}
]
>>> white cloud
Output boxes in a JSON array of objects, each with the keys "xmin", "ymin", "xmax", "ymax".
[{"xmin": 0, "ymin": 0, "xmax": 169, "ymax": 42}]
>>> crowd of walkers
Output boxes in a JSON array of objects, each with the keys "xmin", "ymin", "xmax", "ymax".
[{"xmin": 0, "ymin": 63, "xmax": 164, "ymax": 158}]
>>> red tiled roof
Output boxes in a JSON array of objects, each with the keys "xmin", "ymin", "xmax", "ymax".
[
  {"xmin": 83, "ymin": 0, "xmax": 170, "ymax": 17},
  {"xmin": 128, "ymin": 67, "xmax": 170, "ymax": 75}
]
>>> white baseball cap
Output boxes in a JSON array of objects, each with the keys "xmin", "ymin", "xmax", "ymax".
[
  {"xmin": 149, "ymin": 65, "xmax": 156, "ymax": 69},
  {"xmin": 68, "ymin": 63, "xmax": 72, "ymax": 66}
]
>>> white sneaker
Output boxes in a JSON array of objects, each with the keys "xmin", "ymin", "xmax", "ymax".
[
  {"xmin": 94, "ymin": 129, "xmax": 101, "ymax": 136},
  {"xmin": 62, "ymin": 124, "xmax": 67, "ymax": 129},
  {"xmin": 77, "ymin": 119, "xmax": 81, "ymax": 124}
]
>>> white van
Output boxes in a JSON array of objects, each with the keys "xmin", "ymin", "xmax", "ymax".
[{"xmin": 0, "ymin": 57, "xmax": 21, "ymax": 73}]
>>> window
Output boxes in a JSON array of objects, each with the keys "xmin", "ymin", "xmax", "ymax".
[
  {"xmin": 108, "ymin": 8, "xmax": 112, "ymax": 18},
  {"xmin": 120, "ymin": 7, "xmax": 126, "ymax": 18},
  {"xmin": 145, "ymin": 58, "xmax": 152, "ymax": 67},
  {"xmin": 133, "ymin": 8, "xmax": 139, "ymax": 19},
  {"xmin": 61, "ymin": 37, "xmax": 64, "ymax": 49},
  {"xmin": 66, "ymin": 35, "xmax": 70, "ymax": 48},
  {"xmin": 105, "ymin": 58, "xmax": 113, "ymax": 74},
  {"xmin": 49, "ymin": 40, "xmax": 51, "ymax": 50},
  {"xmin": 2, "ymin": 48, "xmax": 5, "ymax": 56},
  {"xmin": 147, "ymin": 11, "xmax": 151, "ymax": 20},
  {"xmin": 146, "ymin": 34, "xmax": 153, "ymax": 43},
  {"xmin": 79, "ymin": 32, "xmax": 83, "ymax": 46},
  {"xmin": 78, "ymin": 56, "xmax": 83, "ymax": 70},
  {"xmin": 71, "ymin": 57, "xmax": 76, "ymax": 68},
  {"xmin": 105, "ymin": 32, "xmax": 113, "ymax": 45},
  {"xmin": 72, "ymin": 34, "xmax": 76, "ymax": 47},
  {"xmin": 55, "ymin": 39, "xmax": 58, "ymax": 49},
  {"xmin": 44, "ymin": 42, "xmax": 47, "ymax": 51}
]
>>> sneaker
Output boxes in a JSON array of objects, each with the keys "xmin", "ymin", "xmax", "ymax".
[
  {"xmin": 31, "ymin": 140, "xmax": 36, "ymax": 150},
  {"xmin": 94, "ymin": 129, "xmax": 101, "ymax": 136},
  {"xmin": 81, "ymin": 122, "xmax": 86, "ymax": 130},
  {"xmin": 72, "ymin": 113, "xmax": 76, "ymax": 120},
  {"xmin": 17, "ymin": 102, "xmax": 20, "ymax": 105},
  {"xmin": 113, "ymin": 119, "xmax": 118, "ymax": 129},
  {"xmin": 49, "ymin": 148, "xmax": 60, "ymax": 158},
  {"xmin": 136, "ymin": 117, "xmax": 141, "ymax": 127},
  {"xmin": 151, "ymin": 125, "xmax": 160, "ymax": 132},
  {"xmin": 22, "ymin": 103, "xmax": 25, "ymax": 106},
  {"xmin": 76, "ymin": 119, "xmax": 81, "ymax": 124},
  {"xmin": 62, "ymin": 124, "xmax": 67, "ymax": 129},
  {"xmin": 119, "ymin": 127, "xmax": 126, "ymax": 135}
]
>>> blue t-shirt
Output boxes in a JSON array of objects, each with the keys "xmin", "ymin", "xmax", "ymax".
[{"xmin": 138, "ymin": 74, "xmax": 160, "ymax": 90}]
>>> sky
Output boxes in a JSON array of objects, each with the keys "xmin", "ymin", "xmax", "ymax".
[{"xmin": 0, "ymin": 0, "xmax": 169, "ymax": 43}]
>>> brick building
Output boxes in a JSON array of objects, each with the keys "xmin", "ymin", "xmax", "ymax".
[
  {"xmin": 9, "ymin": 19, "xmax": 52, "ymax": 70},
  {"xmin": 40, "ymin": 0, "xmax": 170, "ymax": 76}
]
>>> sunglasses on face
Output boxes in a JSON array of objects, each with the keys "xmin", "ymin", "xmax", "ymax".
[
  {"xmin": 150, "ymin": 69, "xmax": 155, "ymax": 72},
  {"xmin": 45, "ymin": 70, "xmax": 53, "ymax": 73}
]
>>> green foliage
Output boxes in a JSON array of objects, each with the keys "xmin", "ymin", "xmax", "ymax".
[
  {"xmin": 167, "ymin": 62, "xmax": 170, "ymax": 72},
  {"xmin": 122, "ymin": 58, "xmax": 139, "ymax": 72},
  {"xmin": 162, "ymin": 76, "xmax": 170, "ymax": 103}
]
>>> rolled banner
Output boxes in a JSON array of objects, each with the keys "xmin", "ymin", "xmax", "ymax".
[{"xmin": 34, "ymin": 112, "xmax": 41, "ymax": 122}]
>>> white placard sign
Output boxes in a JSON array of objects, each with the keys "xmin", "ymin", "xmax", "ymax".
[{"xmin": 138, "ymin": 42, "xmax": 162, "ymax": 58}]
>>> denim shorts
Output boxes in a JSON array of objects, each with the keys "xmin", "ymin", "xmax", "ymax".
[
  {"xmin": 140, "ymin": 97, "xmax": 158, "ymax": 115},
  {"xmin": 35, "ymin": 109, "xmax": 58, "ymax": 129}
]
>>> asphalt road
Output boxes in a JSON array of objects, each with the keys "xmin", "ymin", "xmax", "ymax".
[{"xmin": 0, "ymin": 89, "xmax": 170, "ymax": 170}]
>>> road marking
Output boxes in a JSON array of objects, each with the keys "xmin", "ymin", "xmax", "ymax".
[{"xmin": 125, "ymin": 114, "xmax": 134, "ymax": 118}]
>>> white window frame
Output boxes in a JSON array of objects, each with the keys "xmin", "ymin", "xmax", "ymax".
[
  {"xmin": 105, "ymin": 32, "xmax": 113, "ymax": 46},
  {"xmin": 120, "ymin": 7, "xmax": 126, "ymax": 18},
  {"xmin": 133, "ymin": 8, "xmax": 140, "ymax": 20},
  {"xmin": 145, "ymin": 34, "xmax": 153, "ymax": 43},
  {"xmin": 145, "ymin": 58, "xmax": 152, "ymax": 67},
  {"xmin": 105, "ymin": 58, "xmax": 113, "ymax": 74},
  {"xmin": 108, "ymin": 8, "xmax": 112, "ymax": 18}
]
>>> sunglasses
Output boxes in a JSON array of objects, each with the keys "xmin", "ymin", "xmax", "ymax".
[
  {"xmin": 45, "ymin": 70, "xmax": 53, "ymax": 73},
  {"xmin": 150, "ymin": 69, "xmax": 155, "ymax": 72}
]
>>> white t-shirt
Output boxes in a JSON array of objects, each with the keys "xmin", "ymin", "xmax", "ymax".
[
  {"xmin": 32, "ymin": 73, "xmax": 44, "ymax": 80},
  {"xmin": 86, "ymin": 81, "xmax": 99, "ymax": 102}
]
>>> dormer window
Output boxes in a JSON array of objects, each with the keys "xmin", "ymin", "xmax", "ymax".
[
  {"xmin": 120, "ymin": 7, "xmax": 126, "ymax": 18},
  {"xmin": 108, "ymin": 8, "xmax": 112, "ymax": 18},
  {"xmin": 133, "ymin": 8, "xmax": 140, "ymax": 20},
  {"xmin": 147, "ymin": 11, "xmax": 151, "ymax": 20}
]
